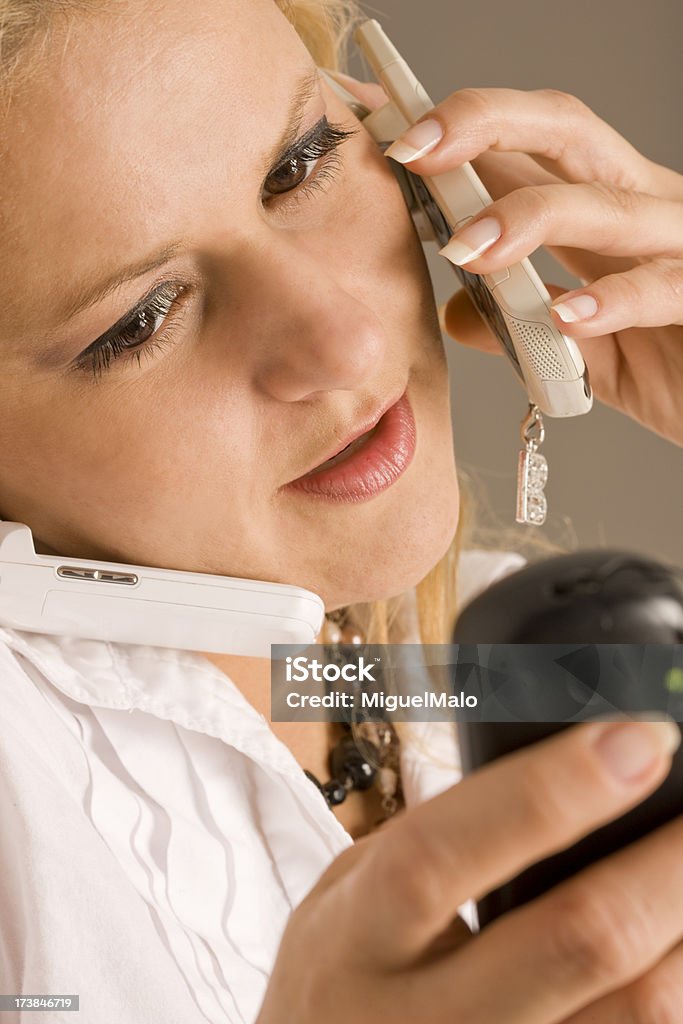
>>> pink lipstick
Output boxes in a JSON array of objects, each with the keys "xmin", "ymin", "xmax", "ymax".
[{"xmin": 283, "ymin": 390, "xmax": 416, "ymax": 503}]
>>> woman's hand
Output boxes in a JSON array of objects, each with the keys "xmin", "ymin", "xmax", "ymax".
[
  {"xmin": 383, "ymin": 88, "xmax": 683, "ymax": 448},
  {"xmin": 257, "ymin": 719, "xmax": 683, "ymax": 1023}
]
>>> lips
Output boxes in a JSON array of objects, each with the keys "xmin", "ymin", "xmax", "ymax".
[
  {"xmin": 302, "ymin": 423, "xmax": 381, "ymax": 475},
  {"xmin": 293, "ymin": 388, "xmax": 406, "ymax": 481},
  {"xmin": 283, "ymin": 389, "xmax": 417, "ymax": 503}
]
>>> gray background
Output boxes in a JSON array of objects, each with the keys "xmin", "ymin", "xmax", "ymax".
[{"xmin": 349, "ymin": 0, "xmax": 682, "ymax": 565}]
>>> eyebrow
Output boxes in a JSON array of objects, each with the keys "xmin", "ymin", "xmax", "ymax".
[{"xmin": 56, "ymin": 67, "xmax": 322, "ymax": 325}]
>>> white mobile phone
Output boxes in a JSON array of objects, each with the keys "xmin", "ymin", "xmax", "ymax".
[
  {"xmin": 323, "ymin": 19, "xmax": 593, "ymax": 419},
  {"xmin": 0, "ymin": 521, "xmax": 324, "ymax": 656}
]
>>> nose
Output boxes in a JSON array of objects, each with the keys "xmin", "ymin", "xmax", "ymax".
[{"xmin": 237, "ymin": 239, "xmax": 388, "ymax": 402}]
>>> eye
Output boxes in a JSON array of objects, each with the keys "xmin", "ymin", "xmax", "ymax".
[
  {"xmin": 262, "ymin": 118, "xmax": 357, "ymax": 202},
  {"xmin": 69, "ymin": 281, "xmax": 188, "ymax": 380}
]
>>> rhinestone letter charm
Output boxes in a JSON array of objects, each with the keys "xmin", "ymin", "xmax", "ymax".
[{"xmin": 516, "ymin": 404, "xmax": 548, "ymax": 526}]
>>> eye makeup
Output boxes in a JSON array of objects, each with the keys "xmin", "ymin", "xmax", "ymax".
[
  {"xmin": 67, "ymin": 281, "xmax": 190, "ymax": 380},
  {"xmin": 262, "ymin": 116, "xmax": 357, "ymax": 200}
]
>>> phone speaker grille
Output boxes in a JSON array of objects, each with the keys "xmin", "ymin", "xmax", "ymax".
[{"xmin": 506, "ymin": 318, "xmax": 566, "ymax": 380}]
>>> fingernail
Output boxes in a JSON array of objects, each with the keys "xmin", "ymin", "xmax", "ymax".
[
  {"xmin": 595, "ymin": 718, "xmax": 681, "ymax": 783},
  {"xmin": 551, "ymin": 294, "xmax": 599, "ymax": 323},
  {"xmin": 384, "ymin": 118, "xmax": 444, "ymax": 163},
  {"xmin": 438, "ymin": 217, "xmax": 502, "ymax": 266}
]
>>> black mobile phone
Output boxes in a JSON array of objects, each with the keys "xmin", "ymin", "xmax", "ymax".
[{"xmin": 452, "ymin": 549, "xmax": 683, "ymax": 929}]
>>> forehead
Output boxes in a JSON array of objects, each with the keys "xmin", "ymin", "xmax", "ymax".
[{"xmin": 0, "ymin": 0, "xmax": 315, "ymax": 338}]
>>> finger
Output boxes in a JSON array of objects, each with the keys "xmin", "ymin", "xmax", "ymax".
[
  {"xmin": 649, "ymin": 160, "xmax": 683, "ymax": 203},
  {"xmin": 549, "ymin": 260, "xmax": 683, "ymax": 335},
  {"xmin": 344, "ymin": 719, "xmax": 679, "ymax": 967},
  {"xmin": 437, "ymin": 183, "xmax": 683, "ymax": 274},
  {"xmin": 562, "ymin": 940, "xmax": 683, "ymax": 1023},
  {"xmin": 471, "ymin": 151, "xmax": 646, "ymax": 284},
  {"xmin": 423, "ymin": 811, "xmax": 683, "ymax": 1024},
  {"xmin": 472, "ymin": 149, "xmax": 562, "ymax": 197},
  {"xmin": 384, "ymin": 86, "xmax": 657, "ymax": 191}
]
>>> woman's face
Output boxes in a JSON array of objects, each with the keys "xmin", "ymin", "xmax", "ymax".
[{"xmin": 0, "ymin": 0, "xmax": 459, "ymax": 610}]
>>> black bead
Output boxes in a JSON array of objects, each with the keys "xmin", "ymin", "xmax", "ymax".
[
  {"xmin": 330, "ymin": 736, "xmax": 378, "ymax": 791},
  {"xmin": 322, "ymin": 779, "xmax": 348, "ymax": 806}
]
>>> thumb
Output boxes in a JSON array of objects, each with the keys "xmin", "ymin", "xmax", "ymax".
[{"xmin": 439, "ymin": 283, "xmax": 567, "ymax": 355}]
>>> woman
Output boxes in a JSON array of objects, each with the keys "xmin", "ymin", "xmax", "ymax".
[{"xmin": 1, "ymin": 0, "xmax": 682, "ymax": 1021}]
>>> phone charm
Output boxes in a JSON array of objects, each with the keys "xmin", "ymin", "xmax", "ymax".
[{"xmin": 516, "ymin": 403, "xmax": 548, "ymax": 526}]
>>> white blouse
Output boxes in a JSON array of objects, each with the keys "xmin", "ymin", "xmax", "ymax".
[{"xmin": 0, "ymin": 548, "xmax": 525, "ymax": 1024}]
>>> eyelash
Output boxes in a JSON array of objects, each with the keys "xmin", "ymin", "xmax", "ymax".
[
  {"xmin": 73, "ymin": 118, "xmax": 358, "ymax": 382},
  {"xmin": 262, "ymin": 119, "xmax": 357, "ymax": 207}
]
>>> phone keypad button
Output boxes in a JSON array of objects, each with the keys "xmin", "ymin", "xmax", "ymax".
[{"xmin": 57, "ymin": 565, "xmax": 139, "ymax": 585}]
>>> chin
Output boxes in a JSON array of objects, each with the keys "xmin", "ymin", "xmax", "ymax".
[{"xmin": 321, "ymin": 465, "xmax": 460, "ymax": 611}]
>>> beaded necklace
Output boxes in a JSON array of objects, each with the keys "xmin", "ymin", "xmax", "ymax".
[{"xmin": 302, "ymin": 611, "xmax": 404, "ymax": 826}]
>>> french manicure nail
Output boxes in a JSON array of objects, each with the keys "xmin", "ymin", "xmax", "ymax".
[
  {"xmin": 551, "ymin": 294, "xmax": 599, "ymax": 323},
  {"xmin": 438, "ymin": 217, "xmax": 502, "ymax": 266},
  {"xmin": 595, "ymin": 718, "xmax": 680, "ymax": 784},
  {"xmin": 384, "ymin": 118, "xmax": 444, "ymax": 163}
]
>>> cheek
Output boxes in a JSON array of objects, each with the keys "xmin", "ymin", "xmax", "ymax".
[{"xmin": 0, "ymin": 375, "xmax": 274, "ymax": 569}]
